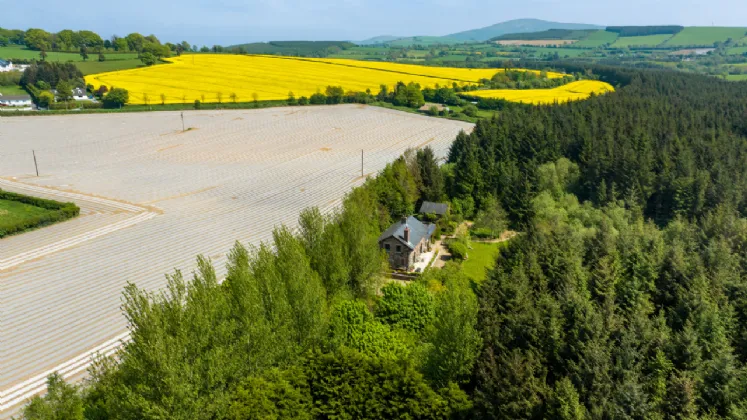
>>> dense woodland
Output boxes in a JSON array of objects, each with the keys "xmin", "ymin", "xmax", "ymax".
[{"xmin": 21, "ymin": 66, "xmax": 747, "ymax": 419}]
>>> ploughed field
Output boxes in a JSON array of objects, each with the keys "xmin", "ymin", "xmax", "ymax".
[
  {"xmin": 0, "ymin": 105, "xmax": 473, "ymax": 414},
  {"xmin": 84, "ymin": 54, "xmax": 566, "ymax": 105}
]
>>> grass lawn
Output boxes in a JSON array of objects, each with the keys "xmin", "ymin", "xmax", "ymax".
[
  {"xmin": 462, "ymin": 242, "xmax": 503, "ymax": 282},
  {"xmin": 0, "ymin": 84, "xmax": 28, "ymax": 95},
  {"xmin": 0, "ymin": 199, "xmax": 56, "ymax": 228}
]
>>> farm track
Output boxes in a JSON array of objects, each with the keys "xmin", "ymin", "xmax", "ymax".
[{"xmin": 0, "ymin": 105, "xmax": 472, "ymax": 416}]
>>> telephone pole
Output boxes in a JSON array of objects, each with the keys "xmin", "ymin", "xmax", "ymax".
[
  {"xmin": 181, "ymin": 112, "xmax": 185, "ymax": 132},
  {"xmin": 32, "ymin": 150, "xmax": 39, "ymax": 177}
]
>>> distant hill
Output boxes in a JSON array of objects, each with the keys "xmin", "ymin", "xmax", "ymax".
[
  {"xmin": 448, "ymin": 18, "xmax": 603, "ymax": 42},
  {"xmin": 357, "ymin": 35, "xmax": 404, "ymax": 45},
  {"xmin": 492, "ymin": 29, "xmax": 598, "ymax": 41},
  {"xmin": 227, "ymin": 41, "xmax": 355, "ymax": 56}
]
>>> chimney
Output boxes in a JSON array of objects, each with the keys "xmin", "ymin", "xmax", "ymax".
[{"xmin": 404, "ymin": 226, "xmax": 410, "ymax": 243}]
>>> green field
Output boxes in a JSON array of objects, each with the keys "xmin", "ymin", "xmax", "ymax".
[
  {"xmin": 461, "ymin": 242, "xmax": 503, "ymax": 282},
  {"xmin": 573, "ymin": 30, "xmax": 619, "ymax": 48},
  {"xmin": 0, "ymin": 45, "xmax": 139, "ymax": 62},
  {"xmin": 727, "ymin": 74, "xmax": 747, "ymax": 81},
  {"xmin": 0, "ymin": 199, "xmax": 55, "ymax": 227},
  {"xmin": 0, "ymin": 84, "xmax": 27, "ymax": 95},
  {"xmin": 727, "ymin": 46, "xmax": 747, "ymax": 55},
  {"xmin": 75, "ymin": 59, "xmax": 145, "ymax": 75},
  {"xmin": 665, "ymin": 27, "xmax": 747, "ymax": 47},
  {"xmin": 519, "ymin": 47, "xmax": 588, "ymax": 57},
  {"xmin": 612, "ymin": 34, "xmax": 673, "ymax": 47}
]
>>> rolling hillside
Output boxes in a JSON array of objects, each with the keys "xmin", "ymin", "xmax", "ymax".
[{"xmin": 448, "ymin": 18, "xmax": 602, "ymax": 42}]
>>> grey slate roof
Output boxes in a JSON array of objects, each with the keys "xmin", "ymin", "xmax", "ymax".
[
  {"xmin": 419, "ymin": 201, "xmax": 449, "ymax": 216},
  {"xmin": 0, "ymin": 59, "xmax": 8, "ymax": 66},
  {"xmin": 0, "ymin": 95, "xmax": 32, "ymax": 101},
  {"xmin": 378, "ymin": 216, "xmax": 435, "ymax": 250}
]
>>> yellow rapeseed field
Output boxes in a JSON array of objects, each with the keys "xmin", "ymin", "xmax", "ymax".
[
  {"xmin": 85, "ymin": 54, "xmax": 568, "ymax": 105},
  {"xmin": 464, "ymin": 80, "xmax": 615, "ymax": 105}
]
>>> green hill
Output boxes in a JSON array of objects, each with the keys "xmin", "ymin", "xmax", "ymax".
[
  {"xmin": 356, "ymin": 35, "xmax": 404, "ymax": 45},
  {"xmin": 491, "ymin": 29, "xmax": 598, "ymax": 41},
  {"xmin": 665, "ymin": 27, "xmax": 747, "ymax": 47},
  {"xmin": 448, "ymin": 18, "xmax": 602, "ymax": 42},
  {"xmin": 572, "ymin": 30, "xmax": 619, "ymax": 47}
]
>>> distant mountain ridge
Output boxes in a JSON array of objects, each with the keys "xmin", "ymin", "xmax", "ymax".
[
  {"xmin": 355, "ymin": 19, "xmax": 603, "ymax": 46},
  {"xmin": 448, "ymin": 18, "xmax": 603, "ymax": 42}
]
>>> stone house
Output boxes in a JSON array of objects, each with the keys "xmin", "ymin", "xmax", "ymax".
[{"xmin": 378, "ymin": 216, "xmax": 435, "ymax": 272}]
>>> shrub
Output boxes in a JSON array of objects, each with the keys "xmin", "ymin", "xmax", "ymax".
[
  {"xmin": 462, "ymin": 104, "xmax": 478, "ymax": 118},
  {"xmin": 0, "ymin": 190, "xmax": 80, "ymax": 238},
  {"xmin": 448, "ymin": 241, "xmax": 467, "ymax": 261},
  {"xmin": 471, "ymin": 227, "xmax": 494, "ymax": 239},
  {"xmin": 194, "ymin": 99, "xmax": 201, "ymax": 109},
  {"xmin": 102, "ymin": 88, "xmax": 129, "ymax": 109},
  {"xmin": 49, "ymin": 101, "xmax": 102, "ymax": 110},
  {"xmin": 297, "ymin": 96, "xmax": 309, "ymax": 105},
  {"xmin": 309, "ymin": 92, "xmax": 327, "ymax": 105},
  {"xmin": 376, "ymin": 283, "xmax": 434, "ymax": 333}
]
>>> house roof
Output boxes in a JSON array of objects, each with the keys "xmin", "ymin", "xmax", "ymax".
[
  {"xmin": 0, "ymin": 95, "xmax": 32, "ymax": 101},
  {"xmin": 419, "ymin": 201, "xmax": 449, "ymax": 216},
  {"xmin": 378, "ymin": 216, "xmax": 435, "ymax": 250},
  {"xmin": 0, "ymin": 59, "xmax": 8, "ymax": 67}
]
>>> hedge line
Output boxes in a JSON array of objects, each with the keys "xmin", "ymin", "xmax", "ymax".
[{"xmin": 0, "ymin": 189, "xmax": 80, "ymax": 238}]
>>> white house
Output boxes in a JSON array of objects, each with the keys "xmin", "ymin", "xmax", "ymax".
[
  {"xmin": 72, "ymin": 87, "xmax": 92, "ymax": 101},
  {"xmin": 0, "ymin": 59, "xmax": 29, "ymax": 73},
  {"xmin": 0, "ymin": 93, "xmax": 33, "ymax": 107}
]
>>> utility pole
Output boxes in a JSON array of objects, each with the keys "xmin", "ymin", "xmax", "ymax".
[
  {"xmin": 181, "ymin": 112, "xmax": 185, "ymax": 132},
  {"xmin": 32, "ymin": 150, "xmax": 39, "ymax": 177}
]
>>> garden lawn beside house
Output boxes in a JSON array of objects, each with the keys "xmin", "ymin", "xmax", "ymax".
[{"xmin": 461, "ymin": 242, "xmax": 503, "ymax": 282}]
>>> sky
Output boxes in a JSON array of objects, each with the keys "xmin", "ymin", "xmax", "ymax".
[{"xmin": 1, "ymin": 0, "xmax": 745, "ymax": 46}]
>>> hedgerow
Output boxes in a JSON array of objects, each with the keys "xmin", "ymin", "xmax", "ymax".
[{"xmin": 0, "ymin": 189, "xmax": 80, "ymax": 237}]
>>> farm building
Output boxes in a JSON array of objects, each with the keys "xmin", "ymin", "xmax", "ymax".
[
  {"xmin": 419, "ymin": 201, "xmax": 449, "ymax": 217},
  {"xmin": 0, "ymin": 94, "xmax": 33, "ymax": 107},
  {"xmin": 378, "ymin": 216, "xmax": 436, "ymax": 271}
]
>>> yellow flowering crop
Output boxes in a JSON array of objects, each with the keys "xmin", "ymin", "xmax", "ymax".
[
  {"xmin": 85, "ymin": 54, "xmax": 568, "ymax": 105},
  {"xmin": 465, "ymin": 80, "xmax": 615, "ymax": 105}
]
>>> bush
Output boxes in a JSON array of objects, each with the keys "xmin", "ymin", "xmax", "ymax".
[
  {"xmin": 462, "ymin": 104, "xmax": 478, "ymax": 118},
  {"xmin": 49, "ymin": 101, "xmax": 102, "ymax": 110},
  {"xmin": 102, "ymin": 88, "xmax": 128, "ymax": 109},
  {"xmin": 0, "ymin": 190, "xmax": 80, "ymax": 238},
  {"xmin": 297, "ymin": 96, "xmax": 309, "ymax": 105},
  {"xmin": 309, "ymin": 92, "xmax": 327, "ymax": 105},
  {"xmin": 193, "ymin": 99, "xmax": 201, "ymax": 109},
  {"xmin": 448, "ymin": 241, "xmax": 468, "ymax": 261},
  {"xmin": 470, "ymin": 227, "xmax": 495, "ymax": 239},
  {"xmin": 376, "ymin": 283, "xmax": 435, "ymax": 333}
]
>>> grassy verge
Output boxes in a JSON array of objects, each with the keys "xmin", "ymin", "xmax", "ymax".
[
  {"xmin": 461, "ymin": 241, "xmax": 505, "ymax": 282},
  {"xmin": 0, "ymin": 190, "xmax": 80, "ymax": 238}
]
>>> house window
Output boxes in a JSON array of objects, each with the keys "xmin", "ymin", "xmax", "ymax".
[
  {"xmin": 384, "ymin": 244, "xmax": 390, "ymax": 251},
  {"xmin": 396, "ymin": 245, "xmax": 401, "ymax": 252}
]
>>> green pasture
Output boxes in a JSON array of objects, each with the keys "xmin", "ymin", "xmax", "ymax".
[
  {"xmin": 612, "ymin": 34, "xmax": 673, "ymax": 47},
  {"xmin": 665, "ymin": 27, "xmax": 747, "ymax": 46},
  {"xmin": 573, "ymin": 30, "xmax": 619, "ymax": 48}
]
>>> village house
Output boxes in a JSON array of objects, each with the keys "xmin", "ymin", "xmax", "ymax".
[
  {"xmin": 378, "ymin": 216, "xmax": 436, "ymax": 272},
  {"xmin": 0, "ymin": 94, "xmax": 33, "ymax": 107},
  {"xmin": 419, "ymin": 201, "xmax": 449, "ymax": 218},
  {"xmin": 0, "ymin": 59, "xmax": 30, "ymax": 73}
]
